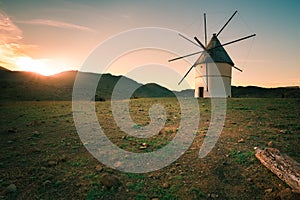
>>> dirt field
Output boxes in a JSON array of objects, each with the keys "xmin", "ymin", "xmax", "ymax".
[{"xmin": 0, "ymin": 98, "xmax": 299, "ymax": 200}]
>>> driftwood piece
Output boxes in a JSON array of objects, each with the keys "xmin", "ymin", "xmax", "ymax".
[{"xmin": 255, "ymin": 148, "xmax": 300, "ymax": 193}]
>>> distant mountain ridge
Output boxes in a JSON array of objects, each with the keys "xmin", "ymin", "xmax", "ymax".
[
  {"xmin": 176, "ymin": 86, "xmax": 300, "ymax": 98},
  {"xmin": 0, "ymin": 67, "xmax": 175, "ymax": 101},
  {"xmin": 0, "ymin": 66, "xmax": 10, "ymax": 71},
  {"xmin": 0, "ymin": 67, "xmax": 299, "ymax": 100}
]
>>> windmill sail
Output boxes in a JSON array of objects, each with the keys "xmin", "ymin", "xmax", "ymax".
[{"xmin": 171, "ymin": 11, "xmax": 255, "ymax": 98}]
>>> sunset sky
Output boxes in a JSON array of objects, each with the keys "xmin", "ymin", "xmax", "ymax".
[{"xmin": 0, "ymin": 0, "xmax": 299, "ymax": 90}]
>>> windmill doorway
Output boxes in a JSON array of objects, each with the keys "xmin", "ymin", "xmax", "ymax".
[{"xmin": 199, "ymin": 87, "xmax": 204, "ymax": 98}]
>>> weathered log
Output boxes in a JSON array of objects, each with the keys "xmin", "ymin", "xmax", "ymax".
[{"xmin": 255, "ymin": 148, "xmax": 300, "ymax": 193}]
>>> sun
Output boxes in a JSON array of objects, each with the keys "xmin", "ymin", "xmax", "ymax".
[{"xmin": 15, "ymin": 56, "xmax": 56, "ymax": 76}]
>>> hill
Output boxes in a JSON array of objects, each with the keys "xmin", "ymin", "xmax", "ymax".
[
  {"xmin": 174, "ymin": 86, "xmax": 300, "ymax": 98},
  {"xmin": 0, "ymin": 66, "xmax": 10, "ymax": 71},
  {"xmin": 232, "ymin": 86, "xmax": 300, "ymax": 98},
  {"xmin": 0, "ymin": 67, "xmax": 299, "ymax": 100},
  {"xmin": 0, "ymin": 68, "xmax": 175, "ymax": 101}
]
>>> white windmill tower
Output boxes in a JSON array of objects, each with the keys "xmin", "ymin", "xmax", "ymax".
[{"xmin": 169, "ymin": 11, "xmax": 256, "ymax": 97}]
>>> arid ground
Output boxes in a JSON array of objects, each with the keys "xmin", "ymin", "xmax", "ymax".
[{"xmin": 0, "ymin": 98, "xmax": 299, "ymax": 200}]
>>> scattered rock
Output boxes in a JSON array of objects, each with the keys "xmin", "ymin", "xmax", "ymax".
[
  {"xmin": 151, "ymin": 198, "xmax": 159, "ymax": 200},
  {"xmin": 267, "ymin": 141, "xmax": 273, "ymax": 147},
  {"xmin": 139, "ymin": 143, "xmax": 148, "ymax": 149},
  {"xmin": 114, "ymin": 161, "xmax": 122, "ymax": 168},
  {"xmin": 48, "ymin": 160, "xmax": 57, "ymax": 166},
  {"xmin": 101, "ymin": 173, "xmax": 121, "ymax": 189},
  {"xmin": 95, "ymin": 165, "xmax": 103, "ymax": 172},
  {"xmin": 121, "ymin": 135, "xmax": 127, "ymax": 140},
  {"xmin": 162, "ymin": 182, "xmax": 169, "ymax": 189},
  {"xmin": 279, "ymin": 129, "xmax": 287, "ymax": 134},
  {"xmin": 265, "ymin": 188, "xmax": 273, "ymax": 193},
  {"xmin": 238, "ymin": 138, "xmax": 245, "ymax": 143},
  {"xmin": 32, "ymin": 131, "xmax": 40, "ymax": 137},
  {"xmin": 6, "ymin": 184, "xmax": 17, "ymax": 193},
  {"xmin": 246, "ymin": 178, "xmax": 252, "ymax": 182},
  {"xmin": 211, "ymin": 193, "xmax": 218, "ymax": 198},
  {"xmin": 7, "ymin": 140, "xmax": 13, "ymax": 144}
]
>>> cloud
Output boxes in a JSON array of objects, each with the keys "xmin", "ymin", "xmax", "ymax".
[
  {"xmin": 0, "ymin": 10, "xmax": 25, "ymax": 69},
  {"xmin": 0, "ymin": 11, "xmax": 23, "ymax": 42},
  {"xmin": 0, "ymin": 10, "xmax": 41, "ymax": 70},
  {"xmin": 17, "ymin": 19, "xmax": 97, "ymax": 33}
]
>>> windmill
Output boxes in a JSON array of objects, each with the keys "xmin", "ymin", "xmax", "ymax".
[{"xmin": 169, "ymin": 11, "xmax": 256, "ymax": 97}]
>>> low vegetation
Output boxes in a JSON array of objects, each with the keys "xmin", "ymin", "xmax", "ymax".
[{"xmin": 0, "ymin": 98, "xmax": 299, "ymax": 199}]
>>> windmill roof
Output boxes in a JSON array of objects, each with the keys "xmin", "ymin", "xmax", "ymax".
[{"xmin": 196, "ymin": 34, "xmax": 234, "ymax": 65}]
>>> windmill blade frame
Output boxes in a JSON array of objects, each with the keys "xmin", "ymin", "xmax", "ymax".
[
  {"xmin": 217, "ymin": 10, "xmax": 238, "ymax": 36},
  {"xmin": 178, "ymin": 63, "xmax": 197, "ymax": 85},
  {"xmin": 168, "ymin": 34, "xmax": 256, "ymax": 62},
  {"xmin": 204, "ymin": 13, "xmax": 207, "ymax": 46},
  {"xmin": 178, "ymin": 33, "xmax": 202, "ymax": 48},
  {"xmin": 232, "ymin": 66, "xmax": 243, "ymax": 72},
  {"xmin": 194, "ymin": 36, "xmax": 207, "ymax": 51},
  {"xmin": 168, "ymin": 50, "xmax": 204, "ymax": 62}
]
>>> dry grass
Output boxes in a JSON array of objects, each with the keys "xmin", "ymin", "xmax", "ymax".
[{"xmin": 0, "ymin": 98, "xmax": 299, "ymax": 199}]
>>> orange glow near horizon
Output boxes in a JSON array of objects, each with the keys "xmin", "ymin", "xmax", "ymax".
[{"xmin": 14, "ymin": 56, "xmax": 58, "ymax": 76}]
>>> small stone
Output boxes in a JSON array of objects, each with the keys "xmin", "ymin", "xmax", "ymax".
[
  {"xmin": 101, "ymin": 173, "xmax": 121, "ymax": 189},
  {"xmin": 211, "ymin": 193, "xmax": 217, "ymax": 198},
  {"xmin": 114, "ymin": 161, "xmax": 122, "ymax": 168},
  {"xmin": 265, "ymin": 188, "xmax": 273, "ymax": 193},
  {"xmin": 238, "ymin": 138, "xmax": 245, "ymax": 143},
  {"xmin": 6, "ymin": 184, "xmax": 17, "ymax": 193},
  {"xmin": 95, "ymin": 165, "xmax": 103, "ymax": 172},
  {"xmin": 162, "ymin": 182, "xmax": 169, "ymax": 189},
  {"xmin": 33, "ymin": 131, "xmax": 40, "ymax": 137},
  {"xmin": 279, "ymin": 129, "xmax": 287, "ymax": 134},
  {"xmin": 268, "ymin": 141, "xmax": 273, "ymax": 147},
  {"xmin": 246, "ymin": 178, "xmax": 252, "ymax": 182},
  {"xmin": 7, "ymin": 140, "xmax": 13, "ymax": 144},
  {"xmin": 48, "ymin": 160, "xmax": 57, "ymax": 166},
  {"xmin": 151, "ymin": 198, "xmax": 159, "ymax": 200},
  {"xmin": 139, "ymin": 143, "xmax": 148, "ymax": 149}
]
